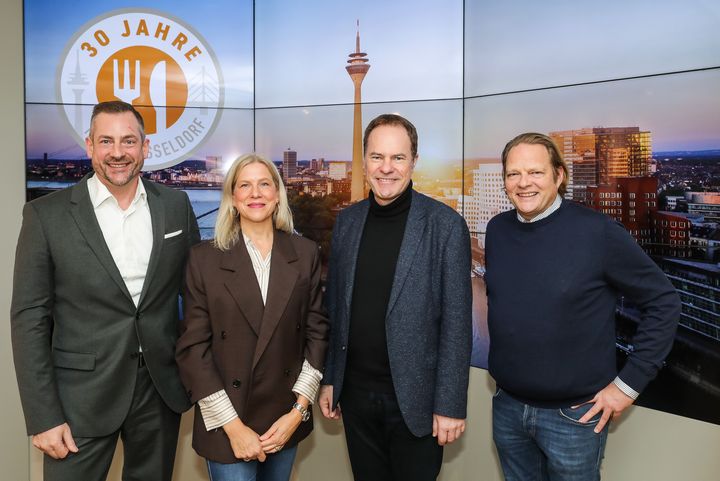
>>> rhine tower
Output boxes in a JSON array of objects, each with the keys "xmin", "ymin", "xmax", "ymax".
[{"xmin": 346, "ymin": 21, "xmax": 370, "ymax": 202}]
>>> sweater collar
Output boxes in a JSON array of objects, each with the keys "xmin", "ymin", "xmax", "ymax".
[
  {"xmin": 516, "ymin": 194, "xmax": 563, "ymax": 223},
  {"xmin": 368, "ymin": 181, "xmax": 413, "ymax": 217}
]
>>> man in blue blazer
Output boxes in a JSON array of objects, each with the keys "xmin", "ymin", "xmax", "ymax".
[{"xmin": 319, "ymin": 114, "xmax": 472, "ymax": 481}]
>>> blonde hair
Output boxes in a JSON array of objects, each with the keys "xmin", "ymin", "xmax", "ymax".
[{"xmin": 214, "ymin": 154, "xmax": 294, "ymax": 251}]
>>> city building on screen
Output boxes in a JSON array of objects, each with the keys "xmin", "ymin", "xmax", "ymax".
[{"xmin": 283, "ymin": 148, "xmax": 298, "ymax": 180}]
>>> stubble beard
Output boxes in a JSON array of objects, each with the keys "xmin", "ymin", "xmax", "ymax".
[{"xmin": 98, "ymin": 156, "xmax": 141, "ymax": 187}]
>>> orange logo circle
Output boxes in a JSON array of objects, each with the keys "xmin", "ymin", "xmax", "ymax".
[
  {"xmin": 96, "ymin": 47, "xmax": 188, "ymax": 134},
  {"xmin": 58, "ymin": 10, "xmax": 224, "ymax": 169}
]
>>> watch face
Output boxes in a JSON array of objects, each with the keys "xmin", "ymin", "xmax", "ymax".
[{"xmin": 294, "ymin": 402, "xmax": 310, "ymax": 422}]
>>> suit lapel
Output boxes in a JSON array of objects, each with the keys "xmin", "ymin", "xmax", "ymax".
[
  {"xmin": 252, "ymin": 231, "xmax": 299, "ymax": 370},
  {"xmin": 69, "ymin": 178, "xmax": 133, "ymax": 303},
  {"xmin": 138, "ymin": 179, "xmax": 164, "ymax": 307},
  {"xmin": 387, "ymin": 191, "xmax": 427, "ymax": 316},
  {"xmin": 341, "ymin": 202, "xmax": 369, "ymax": 318},
  {"xmin": 222, "ymin": 241, "xmax": 264, "ymax": 336}
]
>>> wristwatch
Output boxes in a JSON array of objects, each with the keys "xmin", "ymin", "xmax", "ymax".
[{"xmin": 292, "ymin": 402, "xmax": 311, "ymax": 422}]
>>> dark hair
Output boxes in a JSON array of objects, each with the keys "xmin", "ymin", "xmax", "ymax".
[
  {"xmin": 89, "ymin": 101, "xmax": 145, "ymax": 141},
  {"xmin": 501, "ymin": 132, "xmax": 569, "ymax": 196},
  {"xmin": 363, "ymin": 114, "xmax": 418, "ymax": 159}
]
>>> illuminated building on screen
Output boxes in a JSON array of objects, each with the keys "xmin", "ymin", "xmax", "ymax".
[
  {"xmin": 205, "ymin": 155, "xmax": 221, "ymax": 171},
  {"xmin": 685, "ymin": 192, "xmax": 720, "ymax": 223},
  {"xmin": 657, "ymin": 258, "xmax": 720, "ymax": 342},
  {"xmin": 310, "ymin": 158, "xmax": 325, "ymax": 172},
  {"xmin": 458, "ymin": 163, "xmax": 513, "ymax": 245},
  {"xmin": 283, "ymin": 148, "xmax": 297, "ymax": 180},
  {"xmin": 653, "ymin": 211, "xmax": 692, "ymax": 258},
  {"xmin": 550, "ymin": 127, "xmax": 652, "ymax": 202},
  {"xmin": 584, "ymin": 176, "xmax": 658, "ymax": 246},
  {"xmin": 328, "ymin": 161, "xmax": 349, "ymax": 180},
  {"xmin": 346, "ymin": 21, "xmax": 370, "ymax": 202}
]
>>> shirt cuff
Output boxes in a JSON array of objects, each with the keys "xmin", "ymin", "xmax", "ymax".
[
  {"xmin": 613, "ymin": 376, "xmax": 639, "ymax": 400},
  {"xmin": 197, "ymin": 389, "xmax": 239, "ymax": 431},
  {"xmin": 292, "ymin": 359, "xmax": 323, "ymax": 404}
]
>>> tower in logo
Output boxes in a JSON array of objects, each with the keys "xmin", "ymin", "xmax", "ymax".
[
  {"xmin": 67, "ymin": 50, "xmax": 89, "ymax": 132},
  {"xmin": 346, "ymin": 21, "xmax": 370, "ymax": 203},
  {"xmin": 58, "ymin": 9, "xmax": 224, "ymax": 169}
]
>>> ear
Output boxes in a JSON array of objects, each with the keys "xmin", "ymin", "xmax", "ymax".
[
  {"xmin": 142, "ymin": 137, "xmax": 150, "ymax": 159},
  {"xmin": 555, "ymin": 166, "xmax": 565, "ymax": 187},
  {"xmin": 85, "ymin": 136, "xmax": 93, "ymax": 159}
]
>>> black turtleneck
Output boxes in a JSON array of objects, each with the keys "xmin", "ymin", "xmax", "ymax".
[{"xmin": 344, "ymin": 184, "xmax": 413, "ymax": 393}]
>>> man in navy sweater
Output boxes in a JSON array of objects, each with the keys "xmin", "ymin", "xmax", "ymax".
[{"xmin": 485, "ymin": 132, "xmax": 680, "ymax": 481}]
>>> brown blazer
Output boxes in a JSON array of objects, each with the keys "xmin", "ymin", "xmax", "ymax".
[{"xmin": 176, "ymin": 230, "xmax": 328, "ymax": 463}]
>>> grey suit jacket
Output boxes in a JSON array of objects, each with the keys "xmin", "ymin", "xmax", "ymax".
[
  {"xmin": 322, "ymin": 190, "xmax": 473, "ymax": 437},
  {"xmin": 11, "ymin": 176, "xmax": 200, "ymax": 437}
]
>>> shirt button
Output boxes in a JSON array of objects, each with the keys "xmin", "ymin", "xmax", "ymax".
[
  {"xmin": 296, "ymin": 324, "xmax": 301, "ymax": 330},
  {"xmin": 284, "ymin": 369, "xmax": 290, "ymax": 377},
  {"xmin": 232, "ymin": 379, "xmax": 241, "ymax": 388},
  {"xmin": 341, "ymin": 345, "xmax": 347, "ymax": 351},
  {"xmin": 221, "ymin": 331, "xmax": 227, "ymax": 339}
]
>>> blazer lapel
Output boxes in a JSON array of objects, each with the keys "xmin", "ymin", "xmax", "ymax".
[
  {"xmin": 69, "ymin": 178, "xmax": 133, "ymax": 303},
  {"xmin": 252, "ymin": 231, "xmax": 299, "ymax": 370},
  {"xmin": 341, "ymin": 202, "xmax": 369, "ymax": 318},
  {"xmin": 387, "ymin": 191, "xmax": 427, "ymax": 316},
  {"xmin": 222, "ymin": 241, "xmax": 264, "ymax": 336},
  {"xmin": 138, "ymin": 179, "xmax": 164, "ymax": 307}
]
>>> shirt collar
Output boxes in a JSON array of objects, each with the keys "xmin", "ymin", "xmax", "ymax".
[
  {"xmin": 242, "ymin": 233, "xmax": 272, "ymax": 264},
  {"xmin": 242, "ymin": 232, "xmax": 253, "ymax": 247},
  {"xmin": 87, "ymin": 174, "xmax": 146, "ymax": 209},
  {"xmin": 517, "ymin": 194, "xmax": 562, "ymax": 223}
]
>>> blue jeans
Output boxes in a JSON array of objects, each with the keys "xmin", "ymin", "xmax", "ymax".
[
  {"xmin": 492, "ymin": 388, "xmax": 609, "ymax": 481},
  {"xmin": 207, "ymin": 445, "xmax": 298, "ymax": 481}
]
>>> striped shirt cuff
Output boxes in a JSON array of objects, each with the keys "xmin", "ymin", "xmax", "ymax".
[
  {"xmin": 613, "ymin": 376, "xmax": 640, "ymax": 400},
  {"xmin": 292, "ymin": 359, "xmax": 323, "ymax": 404},
  {"xmin": 198, "ymin": 389, "xmax": 239, "ymax": 431}
]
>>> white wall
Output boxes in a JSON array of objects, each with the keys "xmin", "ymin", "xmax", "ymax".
[
  {"xmin": 3, "ymin": 1, "xmax": 719, "ymax": 480},
  {"xmin": 0, "ymin": 0, "xmax": 31, "ymax": 479}
]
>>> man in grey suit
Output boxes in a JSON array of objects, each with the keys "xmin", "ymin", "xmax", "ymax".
[
  {"xmin": 11, "ymin": 101, "xmax": 200, "ymax": 481},
  {"xmin": 319, "ymin": 114, "xmax": 472, "ymax": 481}
]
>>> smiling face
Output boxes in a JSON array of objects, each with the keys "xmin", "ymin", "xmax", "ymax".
[
  {"xmin": 86, "ymin": 111, "xmax": 148, "ymax": 193},
  {"xmin": 504, "ymin": 143, "xmax": 564, "ymax": 221},
  {"xmin": 364, "ymin": 124, "xmax": 417, "ymax": 205},
  {"xmin": 232, "ymin": 161, "xmax": 279, "ymax": 228}
]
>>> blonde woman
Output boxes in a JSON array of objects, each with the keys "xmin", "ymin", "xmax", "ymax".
[{"xmin": 176, "ymin": 154, "xmax": 328, "ymax": 481}]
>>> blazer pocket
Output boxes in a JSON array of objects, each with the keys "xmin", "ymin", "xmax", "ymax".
[
  {"xmin": 163, "ymin": 231, "xmax": 187, "ymax": 247},
  {"xmin": 52, "ymin": 349, "xmax": 96, "ymax": 371}
]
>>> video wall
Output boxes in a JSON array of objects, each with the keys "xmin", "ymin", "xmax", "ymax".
[{"xmin": 24, "ymin": 0, "xmax": 720, "ymax": 425}]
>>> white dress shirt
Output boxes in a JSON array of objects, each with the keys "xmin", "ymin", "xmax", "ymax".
[
  {"xmin": 87, "ymin": 175, "xmax": 152, "ymax": 308},
  {"xmin": 198, "ymin": 234, "xmax": 323, "ymax": 431}
]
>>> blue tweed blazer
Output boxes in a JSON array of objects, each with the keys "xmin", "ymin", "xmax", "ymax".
[{"xmin": 322, "ymin": 190, "xmax": 472, "ymax": 436}]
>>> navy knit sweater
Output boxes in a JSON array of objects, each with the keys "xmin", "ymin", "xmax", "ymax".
[{"xmin": 486, "ymin": 200, "xmax": 680, "ymax": 408}]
